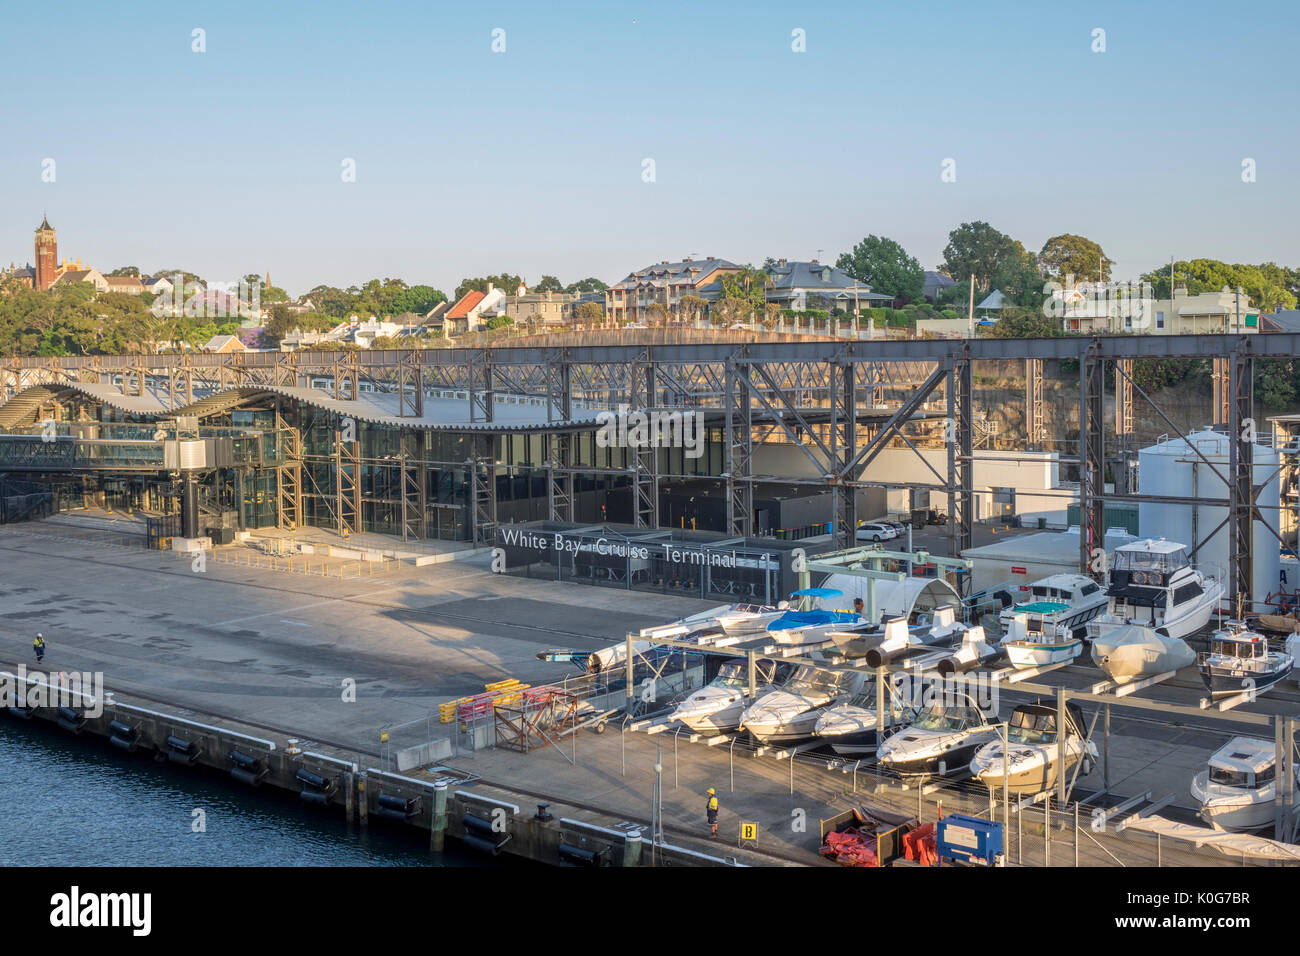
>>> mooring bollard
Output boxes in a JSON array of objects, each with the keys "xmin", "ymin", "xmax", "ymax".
[
  {"xmin": 431, "ymin": 780, "xmax": 448, "ymax": 852},
  {"xmin": 622, "ymin": 829, "xmax": 643, "ymax": 867}
]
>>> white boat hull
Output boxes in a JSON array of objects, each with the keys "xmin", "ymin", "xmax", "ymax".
[
  {"xmin": 742, "ymin": 707, "xmax": 827, "ymax": 743},
  {"xmin": 1191, "ymin": 770, "xmax": 1278, "ymax": 832},
  {"xmin": 1004, "ymin": 640, "xmax": 1081, "ymax": 669},
  {"xmin": 972, "ymin": 741, "xmax": 1094, "ymax": 795}
]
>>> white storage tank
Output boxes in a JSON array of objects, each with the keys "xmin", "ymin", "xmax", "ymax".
[{"xmin": 1137, "ymin": 429, "xmax": 1280, "ymax": 606}]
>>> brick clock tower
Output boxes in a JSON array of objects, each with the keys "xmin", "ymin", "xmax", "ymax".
[{"xmin": 34, "ymin": 217, "xmax": 57, "ymax": 291}]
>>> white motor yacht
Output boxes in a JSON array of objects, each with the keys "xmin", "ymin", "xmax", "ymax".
[
  {"xmin": 1191, "ymin": 736, "xmax": 1300, "ymax": 832},
  {"xmin": 1199, "ymin": 621, "xmax": 1294, "ymax": 700},
  {"xmin": 971, "ymin": 700, "xmax": 1096, "ymax": 796},
  {"xmin": 1002, "ymin": 611, "xmax": 1083, "ymax": 669},
  {"xmin": 1087, "ymin": 538, "xmax": 1223, "ymax": 642},
  {"xmin": 668, "ymin": 659, "xmax": 791, "ymax": 735},
  {"xmin": 813, "ymin": 674, "xmax": 914, "ymax": 756},
  {"xmin": 739, "ymin": 664, "xmax": 863, "ymax": 744},
  {"xmin": 998, "ymin": 574, "xmax": 1108, "ymax": 641},
  {"xmin": 876, "ymin": 691, "xmax": 1000, "ymax": 780}
]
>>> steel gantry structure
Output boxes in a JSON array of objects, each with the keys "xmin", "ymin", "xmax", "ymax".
[{"xmin": 0, "ymin": 334, "xmax": 1288, "ymax": 601}]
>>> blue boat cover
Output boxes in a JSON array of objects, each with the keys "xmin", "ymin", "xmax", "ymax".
[
  {"xmin": 768, "ymin": 609, "xmax": 857, "ymax": 631},
  {"xmin": 790, "ymin": 587, "xmax": 843, "ymax": 598}
]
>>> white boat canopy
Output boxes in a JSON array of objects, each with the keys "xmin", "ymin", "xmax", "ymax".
[{"xmin": 814, "ymin": 574, "xmax": 961, "ymax": 625}]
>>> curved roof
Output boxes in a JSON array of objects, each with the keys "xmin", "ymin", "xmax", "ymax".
[
  {"xmin": 816, "ymin": 574, "xmax": 961, "ymax": 623},
  {"xmin": 0, "ymin": 380, "xmax": 603, "ymax": 433},
  {"xmin": 0, "ymin": 380, "xmax": 169, "ymax": 430}
]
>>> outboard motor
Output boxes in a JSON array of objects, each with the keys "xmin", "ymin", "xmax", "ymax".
[
  {"xmin": 865, "ymin": 619, "xmax": 913, "ymax": 668},
  {"xmin": 937, "ymin": 626, "xmax": 999, "ymax": 675}
]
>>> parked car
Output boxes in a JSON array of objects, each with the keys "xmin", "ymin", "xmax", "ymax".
[{"xmin": 855, "ymin": 522, "xmax": 899, "ymax": 543}]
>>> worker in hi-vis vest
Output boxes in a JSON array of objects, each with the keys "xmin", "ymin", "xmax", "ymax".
[
  {"xmin": 33, "ymin": 633, "xmax": 45, "ymax": 663},
  {"xmin": 706, "ymin": 788, "xmax": 719, "ymax": 838}
]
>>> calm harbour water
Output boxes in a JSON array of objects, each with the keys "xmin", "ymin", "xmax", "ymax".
[{"xmin": 1, "ymin": 718, "xmax": 487, "ymax": 866}]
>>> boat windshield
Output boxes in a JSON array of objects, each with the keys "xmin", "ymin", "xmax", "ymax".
[
  {"xmin": 1212, "ymin": 639, "xmax": 1263, "ymax": 659},
  {"xmin": 1114, "ymin": 546, "xmax": 1188, "ymax": 574},
  {"xmin": 713, "ymin": 663, "xmax": 747, "ymax": 688},
  {"xmin": 1208, "ymin": 766, "xmax": 1253, "ymax": 788},
  {"xmin": 1009, "ymin": 709, "xmax": 1058, "ymax": 745},
  {"xmin": 912, "ymin": 704, "xmax": 967, "ymax": 733},
  {"xmin": 786, "ymin": 666, "xmax": 853, "ymax": 696}
]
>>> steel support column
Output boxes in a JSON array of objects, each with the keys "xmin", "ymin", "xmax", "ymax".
[
  {"xmin": 335, "ymin": 427, "xmax": 361, "ymax": 536},
  {"xmin": 1080, "ymin": 344, "xmax": 1106, "ymax": 579},
  {"xmin": 1115, "ymin": 357, "xmax": 1133, "ymax": 438},
  {"xmin": 830, "ymin": 350, "xmax": 857, "ymax": 551},
  {"xmin": 724, "ymin": 355, "xmax": 753, "ymax": 537},
  {"xmin": 1229, "ymin": 342, "xmax": 1254, "ymax": 602},
  {"xmin": 1026, "ymin": 357, "xmax": 1045, "ymax": 450},
  {"xmin": 545, "ymin": 432, "xmax": 574, "ymax": 522},
  {"xmin": 470, "ymin": 434, "xmax": 497, "ymax": 545},
  {"xmin": 397, "ymin": 350, "xmax": 424, "ymax": 419},
  {"xmin": 469, "ymin": 353, "xmax": 494, "ymax": 424},
  {"xmin": 400, "ymin": 430, "xmax": 427, "ymax": 541},
  {"xmin": 632, "ymin": 360, "xmax": 659, "ymax": 529},
  {"xmin": 545, "ymin": 352, "xmax": 574, "ymax": 522},
  {"xmin": 1212, "ymin": 356, "xmax": 1230, "ymax": 427},
  {"xmin": 274, "ymin": 400, "xmax": 301, "ymax": 532},
  {"xmin": 946, "ymin": 351, "xmax": 974, "ymax": 568}
]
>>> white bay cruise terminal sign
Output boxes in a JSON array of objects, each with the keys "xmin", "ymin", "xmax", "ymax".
[{"xmin": 494, "ymin": 522, "xmax": 812, "ymax": 601}]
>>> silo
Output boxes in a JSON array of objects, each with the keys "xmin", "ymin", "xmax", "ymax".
[{"xmin": 1137, "ymin": 429, "xmax": 1281, "ymax": 606}]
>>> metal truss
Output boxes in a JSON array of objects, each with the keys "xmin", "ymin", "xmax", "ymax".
[
  {"xmin": 335, "ymin": 427, "xmax": 361, "ymax": 536},
  {"xmin": 470, "ymin": 433, "xmax": 497, "ymax": 544},
  {"xmin": 1079, "ymin": 344, "xmax": 1106, "ymax": 579},
  {"xmin": 1230, "ymin": 346, "xmax": 1253, "ymax": 600},
  {"xmin": 545, "ymin": 432, "xmax": 574, "ymax": 522},
  {"xmin": 275, "ymin": 400, "xmax": 301, "ymax": 532},
  {"xmin": 1026, "ymin": 357, "xmax": 1046, "ymax": 449},
  {"xmin": 400, "ymin": 430, "xmax": 427, "ymax": 540},
  {"xmin": 631, "ymin": 357, "xmax": 659, "ymax": 529},
  {"xmin": 1212, "ymin": 356, "xmax": 1230, "ymax": 426},
  {"xmin": 0, "ymin": 335, "xmax": 1285, "ymax": 587},
  {"xmin": 396, "ymin": 349, "xmax": 424, "ymax": 419},
  {"xmin": 948, "ymin": 351, "xmax": 974, "ymax": 565},
  {"xmin": 723, "ymin": 355, "xmax": 753, "ymax": 536}
]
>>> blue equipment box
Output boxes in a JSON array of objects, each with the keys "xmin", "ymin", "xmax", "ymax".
[{"xmin": 936, "ymin": 813, "xmax": 1003, "ymax": 866}]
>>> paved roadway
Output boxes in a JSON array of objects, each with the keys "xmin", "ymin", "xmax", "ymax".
[{"xmin": 2, "ymin": 518, "xmax": 1296, "ymax": 865}]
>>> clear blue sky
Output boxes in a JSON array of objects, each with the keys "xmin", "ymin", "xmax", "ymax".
[{"xmin": 2, "ymin": 0, "xmax": 1296, "ymax": 296}]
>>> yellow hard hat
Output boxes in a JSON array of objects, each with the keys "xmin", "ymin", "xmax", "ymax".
[{"xmin": 707, "ymin": 788, "xmax": 715, "ymax": 795}]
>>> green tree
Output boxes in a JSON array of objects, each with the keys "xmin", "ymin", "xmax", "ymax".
[
  {"xmin": 535, "ymin": 275, "xmax": 564, "ymax": 294},
  {"xmin": 940, "ymin": 222, "xmax": 1031, "ymax": 292},
  {"xmin": 1139, "ymin": 259, "xmax": 1297, "ymax": 312},
  {"xmin": 834, "ymin": 235, "xmax": 924, "ymax": 302},
  {"xmin": 988, "ymin": 308, "xmax": 1063, "ymax": 339},
  {"xmin": 991, "ymin": 249, "xmax": 1048, "ymax": 309},
  {"xmin": 1038, "ymin": 234, "xmax": 1112, "ymax": 283},
  {"xmin": 716, "ymin": 264, "xmax": 770, "ymax": 314},
  {"xmin": 455, "ymin": 274, "xmax": 523, "ymax": 302},
  {"xmin": 574, "ymin": 301, "xmax": 605, "ymax": 328},
  {"xmin": 390, "ymin": 285, "xmax": 447, "ymax": 315},
  {"xmin": 565, "ymin": 277, "xmax": 609, "ymax": 294},
  {"xmin": 261, "ymin": 303, "xmax": 296, "ymax": 347}
]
